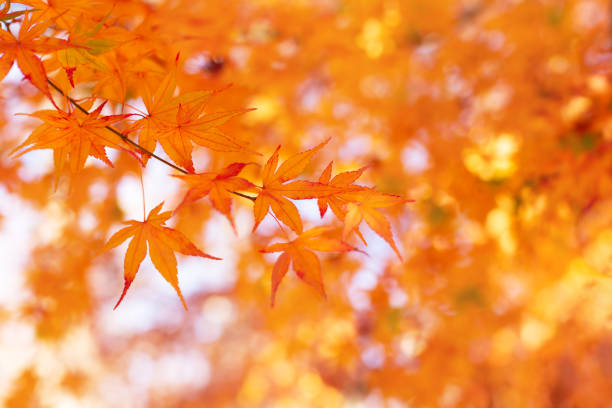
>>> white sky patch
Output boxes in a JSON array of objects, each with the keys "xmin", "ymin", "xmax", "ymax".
[
  {"xmin": 293, "ymin": 199, "xmax": 325, "ymax": 226},
  {"xmin": 156, "ymin": 349, "xmax": 211, "ymax": 391},
  {"xmin": 125, "ymin": 97, "xmax": 147, "ymax": 117},
  {"xmin": 298, "ymin": 80, "xmax": 325, "ymax": 112},
  {"xmin": 573, "ymin": 1, "xmax": 606, "ymax": 30},
  {"xmin": 144, "ymin": 159, "xmax": 181, "ymax": 211},
  {"xmin": 0, "ymin": 323, "xmax": 108, "ymax": 407},
  {"xmin": 116, "ymin": 176, "xmax": 142, "ymax": 220},
  {"xmin": 192, "ymin": 148, "xmax": 211, "ymax": 173},
  {"xmin": 487, "ymin": 31, "xmax": 506, "ymax": 52},
  {"xmin": 348, "ymin": 288, "xmax": 371, "ymax": 310},
  {"xmin": 116, "ymin": 159, "xmax": 180, "ymax": 221},
  {"xmin": 98, "ymin": 288, "xmax": 187, "ymax": 337},
  {"xmin": 16, "ymin": 149, "xmax": 54, "ymax": 182},
  {"xmin": 184, "ymin": 53, "xmax": 207, "ymax": 75},
  {"xmin": 178, "ymin": 211, "xmax": 252, "ymax": 297},
  {"xmin": 87, "ymin": 262, "xmax": 121, "ymax": 302},
  {"xmin": 479, "ymin": 83, "xmax": 512, "ymax": 112},
  {"xmin": 347, "ymin": 226, "xmax": 397, "ymax": 310},
  {"xmin": 0, "ymin": 320, "xmax": 36, "ymax": 400},
  {"xmin": 361, "ymin": 343, "xmax": 385, "ymax": 369},
  {"xmin": 126, "ymin": 255, "xmax": 195, "ymax": 311},
  {"xmin": 388, "ymin": 287, "xmax": 408, "ymax": 308},
  {"xmin": 98, "ymin": 375, "xmax": 137, "ymax": 407},
  {"xmin": 95, "ymin": 236, "xmax": 191, "ymax": 334},
  {"xmin": 105, "ymin": 148, "xmax": 119, "ymax": 164},
  {"xmin": 194, "ymin": 329, "xmax": 221, "ymax": 348},
  {"xmin": 78, "ymin": 209, "xmax": 98, "ymax": 232},
  {"xmin": 338, "ymin": 134, "xmax": 372, "ymax": 161},
  {"xmin": 301, "ymin": 87, "xmax": 321, "ymax": 111},
  {"xmin": 229, "ymin": 46, "xmax": 251, "ymax": 70},
  {"xmin": 401, "ymin": 142, "xmax": 429, "ymax": 174},
  {"xmin": 114, "ymin": 152, "xmax": 181, "ymax": 220},
  {"xmin": 87, "ymin": 155, "xmax": 110, "ymax": 170},
  {"xmin": 88, "ymin": 180, "xmax": 109, "ymax": 203},
  {"xmin": 351, "ymin": 269, "xmax": 378, "ymax": 291},
  {"xmin": 2, "ymin": 62, "xmax": 25, "ymax": 84},
  {"xmin": 175, "ymin": 255, "xmax": 235, "ymax": 297},
  {"xmin": 194, "ymin": 296, "xmax": 235, "ymax": 343},
  {"xmin": 254, "ymin": 207, "xmax": 283, "ymax": 236},
  {"xmin": 0, "ymin": 187, "xmax": 40, "ymax": 306},
  {"xmin": 350, "ymin": 227, "xmax": 396, "ymax": 271},
  {"xmin": 128, "ymin": 351, "xmax": 155, "ymax": 393}
]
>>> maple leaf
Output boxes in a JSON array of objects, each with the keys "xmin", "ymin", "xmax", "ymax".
[
  {"xmin": 129, "ymin": 63, "xmax": 254, "ymax": 171},
  {"xmin": 0, "ymin": 12, "xmax": 68, "ymax": 102},
  {"xmin": 253, "ymin": 139, "xmax": 355, "ymax": 234},
  {"xmin": 12, "ymin": 101, "xmax": 131, "ymax": 183},
  {"xmin": 21, "ymin": 0, "xmax": 107, "ymax": 26},
  {"xmin": 54, "ymin": 12, "xmax": 124, "ymax": 87},
  {"xmin": 173, "ymin": 162, "xmax": 257, "ymax": 228},
  {"xmin": 317, "ymin": 161, "xmax": 369, "ymax": 219},
  {"xmin": 341, "ymin": 189, "xmax": 410, "ymax": 260},
  {"xmin": 316, "ymin": 161, "xmax": 371, "ymax": 244},
  {"xmin": 100, "ymin": 203, "xmax": 220, "ymax": 309},
  {"xmin": 128, "ymin": 61, "xmax": 193, "ymax": 163},
  {"xmin": 156, "ymin": 101, "xmax": 255, "ymax": 172},
  {"xmin": 261, "ymin": 226, "xmax": 355, "ymax": 306},
  {"xmin": 0, "ymin": 1, "xmax": 10, "ymax": 20}
]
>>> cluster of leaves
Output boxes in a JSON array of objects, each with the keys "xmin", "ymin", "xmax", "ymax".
[{"xmin": 1, "ymin": 0, "xmax": 408, "ymax": 308}]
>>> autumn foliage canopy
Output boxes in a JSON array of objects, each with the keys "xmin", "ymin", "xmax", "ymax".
[{"xmin": 3, "ymin": 0, "xmax": 612, "ymax": 406}]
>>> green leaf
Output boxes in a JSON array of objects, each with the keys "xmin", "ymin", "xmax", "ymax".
[
  {"xmin": 560, "ymin": 131, "xmax": 601, "ymax": 154},
  {"xmin": 84, "ymin": 12, "xmax": 112, "ymax": 37},
  {"xmin": 0, "ymin": 9, "xmax": 38, "ymax": 23},
  {"xmin": 85, "ymin": 39, "xmax": 117, "ymax": 56}
]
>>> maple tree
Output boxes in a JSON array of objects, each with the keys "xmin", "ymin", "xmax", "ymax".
[{"xmin": 3, "ymin": 0, "xmax": 612, "ymax": 407}]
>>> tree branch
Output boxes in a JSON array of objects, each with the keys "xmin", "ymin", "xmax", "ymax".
[
  {"xmin": 47, "ymin": 79, "xmax": 188, "ymax": 174},
  {"xmin": 47, "ymin": 79, "xmax": 256, "ymax": 202}
]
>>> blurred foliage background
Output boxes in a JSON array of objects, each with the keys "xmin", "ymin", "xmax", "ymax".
[{"xmin": 3, "ymin": 0, "xmax": 612, "ymax": 407}]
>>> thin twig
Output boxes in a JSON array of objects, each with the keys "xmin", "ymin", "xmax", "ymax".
[
  {"xmin": 47, "ymin": 79, "xmax": 188, "ymax": 174},
  {"xmin": 46, "ymin": 79, "xmax": 256, "ymax": 202},
  {"xmin": 232, "ymin": 191, "xmax": 257, "ymax": 201}
]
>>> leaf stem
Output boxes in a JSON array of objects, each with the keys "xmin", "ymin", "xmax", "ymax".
[
  {"xmin": 46, "ymin": 79, "xmax": 256, "ymax": 202},
  {"xmin": 138, "ymin": 166, "xmax": 146, "ymax": 220},
  {"xmin": 231, "ymin": 191, "xmax": 256, "ymax": 201}
]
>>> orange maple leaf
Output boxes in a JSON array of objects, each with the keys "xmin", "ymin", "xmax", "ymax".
[
  {"xmin": 341, "ymin": 189, "xmax": 410, "ymax": 259},
  {"xmin": 129, "ymin": 64, "xmax": 205, "ymax": 165},
  {"xmin": 261, "ymin": 226, "xmax": 355, "ymax": 306},
  {"xmin": 253, "ymin": 139, "xmax": 353, "ymax": 234},
  {"xmin": 53, "ymin": 12, "xmax": 123, "ymax": 88},
  {"xmin": 0, "ymin": 1, "xmax": 10, "ymax": 19},
  {"xmin": 159, "ymin": 102, "xmax": 254, "ymax": 172},
  {"xmin": 173, "ymin": 162, "xmax": 257, "ymax": 228},
  {"xmin": 100, "ymin": 203, "xmax": 220, "ymax": 309},
  {"xmin": 129, "ymin": 64, "xmax": 254, "ymax": 171},
  {"xmin": 317, "ymin": 161, "xmax": 370, "ymax": 218},
  {"xmin": 0, "ymin": 12, "xmax": 68, "ymax": 102},
  {"xmin": 12, "ymin": 101, "xmax": 131, "ymax": 182}
]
